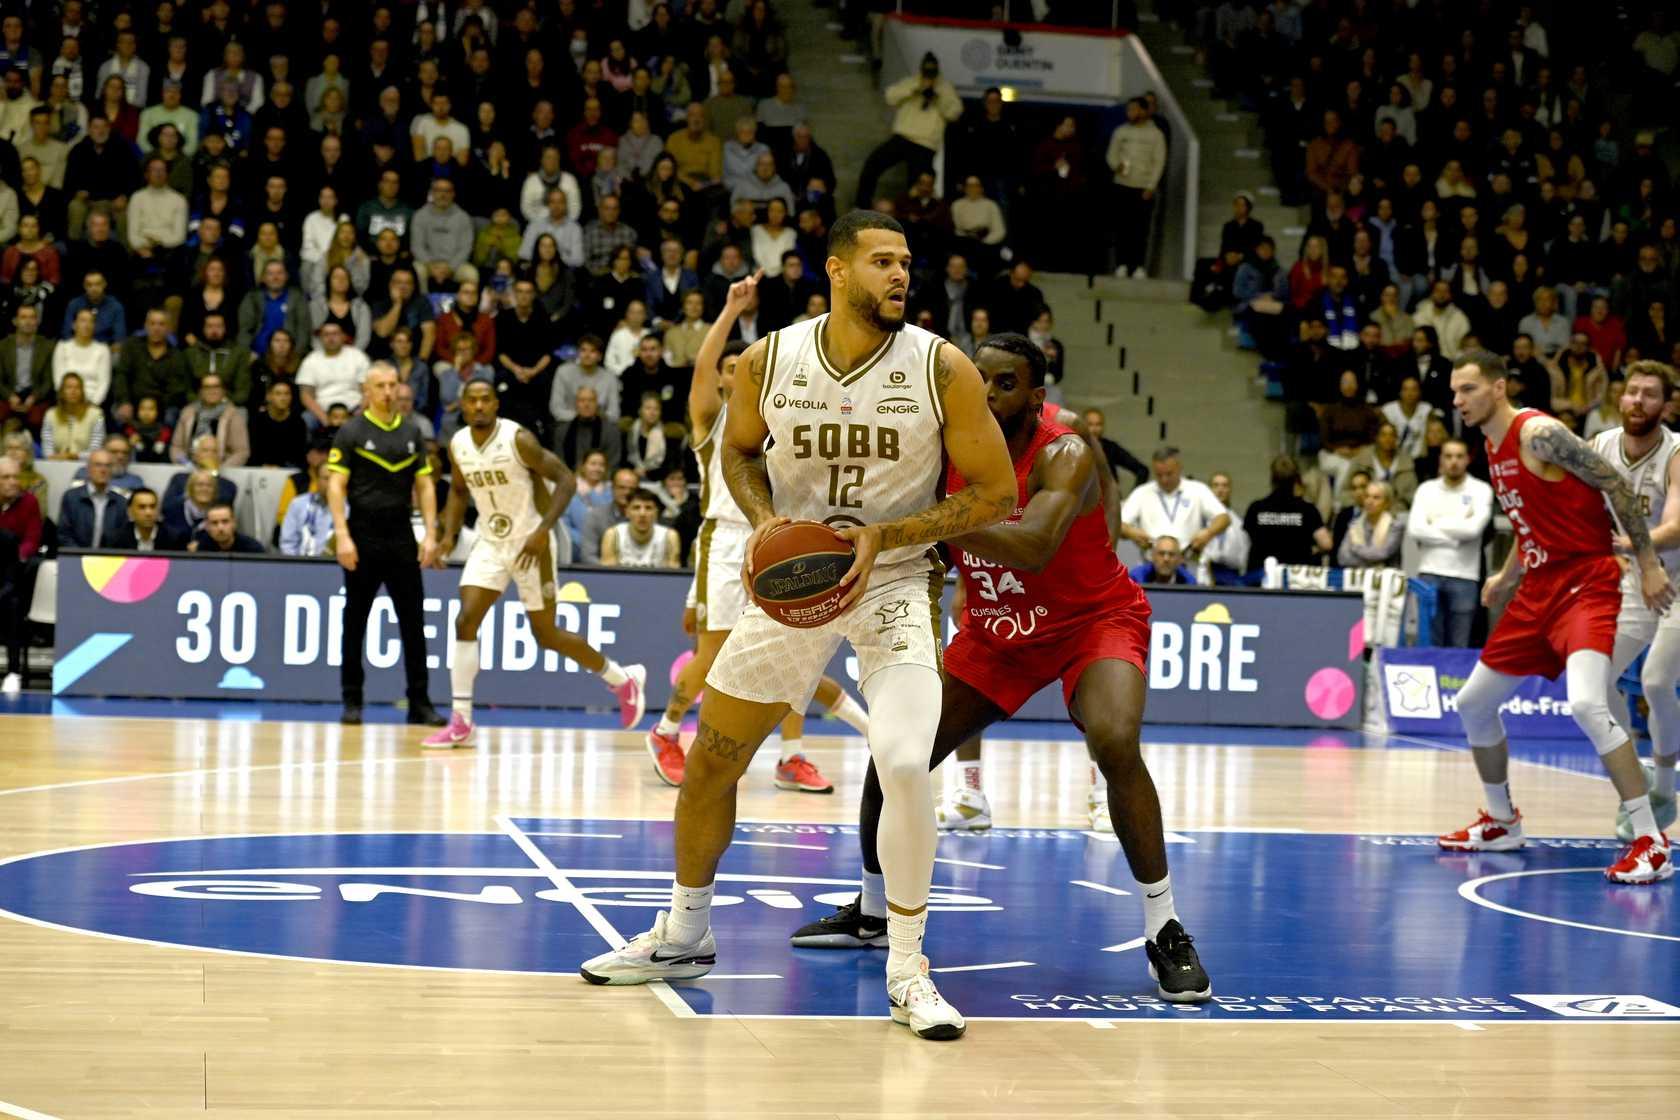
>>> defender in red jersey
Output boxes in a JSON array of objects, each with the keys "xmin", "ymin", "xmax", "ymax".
[
  {"xmin": 790, "ymin": 334, "xmax": 1211, "ymax": 1004},
  {"xmin": 1440, "ymin": 350, "xmax": 1677, "ymax": 884}
]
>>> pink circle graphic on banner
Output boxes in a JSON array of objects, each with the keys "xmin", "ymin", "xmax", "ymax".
[
  {"xmin": 1304, "ymin": 667, "xmax": 1356, "ymax": 721},
  {"xmin": 81, "ymin": 556, "xmax": 171, "ymax": 604}
]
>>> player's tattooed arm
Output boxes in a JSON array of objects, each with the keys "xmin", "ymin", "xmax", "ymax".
[
  {"xmin": 946, "ymin": 436, "xmax": 1093, "ymax": 572},
  {"xmin": 721, "ymin": 337, "xmax": 777, "ymax": 527},
  {"xmin": 1528, "ymin": 419, "xmax": 1654, "ymax": 557},
  {"xmin": 876, "ymin": 343, "xmax": 1015, "ymax": 552},
  {"xmin": 515, "ymin": 427, "xmax": 574, "ymax": 535}
]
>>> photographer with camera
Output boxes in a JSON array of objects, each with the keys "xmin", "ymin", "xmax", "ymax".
[{"xmin": 854, "ymin": 52, "xmax": 962, "ymax": 209}]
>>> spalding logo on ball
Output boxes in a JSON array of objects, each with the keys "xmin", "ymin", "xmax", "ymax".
[{"xmin": 749, "ymin": 521, "xmax": 856, "ymax": 628}]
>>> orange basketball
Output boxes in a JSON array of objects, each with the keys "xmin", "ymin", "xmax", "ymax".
[{"xmin": 749, "ymin": 521, "xmax": 857, "ymax": 629}]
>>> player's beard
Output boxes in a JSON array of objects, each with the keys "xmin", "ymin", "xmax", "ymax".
[
  {"xmin": 1623, "ymin": 409, "xmax": 1661, "ymax": 438},
  {"xmin": 846, "ymin": 282, "xmax": 905, "ymax": 333}
]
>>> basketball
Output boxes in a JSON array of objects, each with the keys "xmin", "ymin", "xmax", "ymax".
[{"xmin": 749, "ymin": 521, "xmax": 856, "ymax": 629}]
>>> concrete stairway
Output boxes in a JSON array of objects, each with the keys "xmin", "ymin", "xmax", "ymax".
[{"xmin": 778, "ymin": 1, "xmax": 882, "ymax": 206}]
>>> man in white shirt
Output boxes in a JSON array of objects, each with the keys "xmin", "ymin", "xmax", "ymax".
[
  {"xmin": 1412, "ymin": 281, "xmax": 1473, "ymax": 359},
  {"xmin": 296, "ymin": 322, "xmax": 370, "ymax": 428},
  {"xmin": 127, "ymin": 157, "xmax": 187, "ymax": 259},
  {"xmin": 1201, "ymin": 470, "xmax": 1251, "ymax": 583},
  {"xmin": 1119, "ymin": 446, "xmax": 1231, "ymax": 560},
  {"xmin": 1404, "ymin": 438, "xmax": 1493, "ymax": 646},
  {"xmin": 410, "ymin": 91, "xmax": 470, "ymax": 164},
  {"xmin": 299, "ymin": 185, "xmax": 342, "ymax": 272}
]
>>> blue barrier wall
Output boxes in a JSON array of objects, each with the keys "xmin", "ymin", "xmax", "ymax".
[{"xmin": 55, "ymin": 553, "xmax": 1366, "ymax": 728}]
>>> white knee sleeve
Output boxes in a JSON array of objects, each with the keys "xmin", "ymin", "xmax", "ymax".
[
  {"xmin": 1455, "ymin": 661, "xmax": 1521, "ymax": 747},
  {"xmin": 1643, "ymin": 629, "xmax": 1680, "ymax": 759},
  {"xmin": 1565, "ymin": 649, "xmax": 1628, "ymax": 757},
  {"xmin": 862, "ymin": 664, "xmax": 942, "ymax": 912},
  {"xmin": 1607, "ymin": 633, "xmax": 1649, "ymax": 746}
]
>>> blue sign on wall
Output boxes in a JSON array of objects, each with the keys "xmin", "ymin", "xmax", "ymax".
[
  {"xmin": 0, "ymin": 819, "xmax": 1673, "ymax": 1022},
  {"xmin": 55, "ymin": 553, "xmax": 1365, "ymax": 727},
  {"xmin": 1379, "ymin": 647, "xmax": 1579, "ymax": 738}
]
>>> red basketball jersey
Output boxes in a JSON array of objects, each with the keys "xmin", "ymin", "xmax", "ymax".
[
  {"xmin": 1485, "ymin": 408, "xmax": 1614, "ymax": 571},
  {"xmin": 947, "ymin": 403, "xmax": 1145, "ymax": 641}
]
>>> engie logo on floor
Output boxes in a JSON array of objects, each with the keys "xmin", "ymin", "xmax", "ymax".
[{"xmin": 1512, "ymin": 994, "xmax": 1680, "ymax": 1018}]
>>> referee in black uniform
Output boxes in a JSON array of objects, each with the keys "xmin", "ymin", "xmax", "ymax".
[{"xmin": 325, "ymin": 361, "xmax": 447, "ymax": 727}]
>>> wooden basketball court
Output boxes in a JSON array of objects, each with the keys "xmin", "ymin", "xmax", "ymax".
[{"xmin": 0, "ymin": 708, "xmax": 1674, "ymax": 1117}]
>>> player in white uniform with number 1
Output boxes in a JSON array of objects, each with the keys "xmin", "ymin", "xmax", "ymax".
[
  {"xmin": 425, "ymin": 379, "xmax": 646, "ymax": 748},
  {"xmin": 644, "ymin": 270, "xmax": 871, "ymax": 794},
  {"xmin": 580, "ymin": 212, "xmax": 1018, "ymax": 1041},
  {"xmin": 1594, "ymin": 360, "xmax": 1680, "ymax": 840}
]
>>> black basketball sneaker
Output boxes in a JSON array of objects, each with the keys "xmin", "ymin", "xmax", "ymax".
[
  {"xmin": 789, "ymin": 898, "xmax": 888, "ymax": 948},
  {"xmin": 1144, "ymin": 919, "xmax": 1212, "ymax": 1003}
]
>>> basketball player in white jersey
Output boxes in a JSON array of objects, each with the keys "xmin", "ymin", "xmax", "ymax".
[
  {"xmin": 581, "ymin": 211, "xmax": 1017, "ymax": 1040},
  {"xmin": 424, "ymin": 379, "xmax": 647, "ymax": 748},
  {"xmin": 1595, "ymin": 360, "xmax": 1680, "ymax": 841},
  {"xmin": 601, "ymin": 488, "xmax": 682, "ymax": 567},
  {"xmin": 645, "ymin": 271, "xmax": 871, "ymax": 795}
]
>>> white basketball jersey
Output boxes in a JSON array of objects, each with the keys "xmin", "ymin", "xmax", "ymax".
[
  {"xmin": 451, "ymin": 419, "xmax": 542, "ymax": 545},
  {"xmin": 1592, "ymin": 425, "xmax": 1680, "ymax": 576},
  {"xmin": 694, "ymin": 404, "xmax": 749, "ymax": 527},
  {"xmin": 605, "ymin": 522, "xmax": 675, "ymax": 567},
  {"xmin": 759, "ymin": 316, "xmax": 946, "ymax": 568}
]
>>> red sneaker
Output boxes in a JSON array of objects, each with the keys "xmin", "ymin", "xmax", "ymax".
[
  {"xmin": 774, "ymin": 754, "xmax": 834, "ymax": 794},
  {"xmin": 1438, "ymin": 808, "xmax": 1525, "ymax": 851},
  {"xmin": 646, "ymin": 728, "xmax": 684, "ymax": 787},
  {"xmin": 612, "ymin": 664, "xmax": 647, "ymax": 729},
  {"xmin": 1606, "ymin": 833, "xmax": 1674, "ymax": 884}
]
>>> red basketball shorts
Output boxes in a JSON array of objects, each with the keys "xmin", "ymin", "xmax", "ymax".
[
  {"xmin": 944, "ymin": 602, "xmax": 1151, "ymax": 722},
  {"xmin": 1479, "ymin": 554, "xmax": 1620, "ymax": 680}
]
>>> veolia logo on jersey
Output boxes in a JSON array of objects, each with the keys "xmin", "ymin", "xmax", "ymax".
[{"xmin": 771, "ymin": 394, "xmax": 827, "ymax": 411}]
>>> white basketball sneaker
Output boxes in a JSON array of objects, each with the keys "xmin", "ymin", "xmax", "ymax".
[
  {"xmin": 578, "ymin": 911, "xmax": 716, "ymax": 985},
  {"xmin": 1087, "ymin": 788, "xmax": 1115, "ymax": 834},
  {"xmin": 887, "ymin": 953, "xmax": 966, "ymax": 1040},
  {"xmin": 935, "ymin": 788, "xmax": 992, "ymax": 831}
]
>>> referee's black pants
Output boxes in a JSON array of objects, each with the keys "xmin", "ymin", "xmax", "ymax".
[{"xmin": 340, "ymin": 523, "xmax": 431, "ymax": 706}]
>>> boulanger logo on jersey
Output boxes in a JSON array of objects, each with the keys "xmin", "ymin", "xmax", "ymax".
[{"xmin": 2, "ymin": 821, "xmax": 1672, "ymax": 1022}]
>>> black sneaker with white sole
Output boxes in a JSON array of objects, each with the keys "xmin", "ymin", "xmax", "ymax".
[
  {"xmin": 1144, "ymin": 919, "xmax": 1212, "ymax": 1003},
  {"xmin": 788, "ymin": 898, "xmax": 888, "ymax": 948}
]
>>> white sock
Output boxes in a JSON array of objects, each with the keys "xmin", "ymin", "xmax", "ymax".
[
  {"xmin": 778, "ymin": 737, "xmax": 802, "ymax": 764},
  {"xmin": 1138, "ymin": 873, "xmax": 1178, "ymax": 942},
  {"xmin": 859, "ymin": 869, "xmax": 886, "ymax": 918},
  {"xmin": 450, "ymin": 639, "xmax": 478, "ymax": 720},
  {"xmin": 958, "ymin": 759, "xmax": 982, "ymax": 793},
  {"xmin": 598, "ymin": 659, "xmax": 628, "ymax": 687},
  {"xmin": 826, "ymin": 691, "xmax": 870, "ymax": 734},
  {"xmin": 1090, "ymin": 763, "xmax": 1108, "ymax": 798},
  {"xmin": 1656, "ymin": 758, "xmax": 1677, "ymax": 799},
  {"xmin": 1624, "ymin": 794, "xmax": 1660, "ymax": 841},
  {"xmin": 886, "ymin": 908, "xmax": 927, "ymax": 975},
  {"xmin": 655, "ymin": 714, "xmax": 681, "ymax": 738},
  {"xmin": 1484, "ymin": 782, "xmax": 1515, "ymax": 820},
  {"xmin": 665, "ymin": 881, "xmax": 712, "ymax": 945}
]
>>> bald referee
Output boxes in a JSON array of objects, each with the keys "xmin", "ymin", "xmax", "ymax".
[{"xmin": 326, "ymin": 362, "xmax": 448, "ymax": 727}]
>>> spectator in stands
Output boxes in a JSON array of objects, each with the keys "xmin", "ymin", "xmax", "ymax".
[
  {"xmin": 662, "ymin": 290, "xmax": 711, "ymax": 371},
  {"xmin": 186, "ymin": 311, "xmax": 253, "ymax": 409},
  {"xmin": 1288, "ymin": 235, "xmax": 1329, "ymax": 312},
  {"xmin": 1381, "ymin": 376, "xmax": 1437, "ymax": 459},
  {"xmin": 1406, "ymin": 437, "xmax": 1492, "ymax": 646},
  {"xmin": 625, "ymin": 391, "xmax": 682, "ymax": 480},
  {"xmin": 292, "ymin": 321, "xmax": 368, "ymax": 428},
  {"xmin": 52, "ymin": 308, "xmax": 111, "ymax": 409},
  {"xmin": 58, "ymin": 446, "xmax": 128, "ymax": 546},
  {"xmin": 75, "ymin": 434, "xmax": 142, "ymax": 492},
  {"xmin": 1412, "ymin": 281, "xmax": 1472, "ymax": 359},
  {"xmin": 1337, "ymin": 480, "xmax": 1404, "ymax": 569},
  {"xmin": 667, "ymin": 102, "xmax": 723, "ymax": 195},
  {"xmin": 1583, "ymin": 377, "xmax": 1624, "ymax": 441},
  {"xmin": 161, "ymin": 467, "xmax": 223, "ymax": 542},
  {"xmin": 582, "ymin": 465, "xmax": 641, "ymax": 564},
  {"xmin": 854, "ymin": 51, "xmax": 960, "ymax": 209},
  {"xmin": 0, "ymin": 432, "xmax": 44, "ymax": 506},
  {"xmin": 248, "ymin": 379, "xmax": 307, "ymax": 470},
  {"xmin": 583, "ymin": 194, "xmax": 638, "ymax": 275},
  {"xmin": 0, "ymin": 450, "xmax": 40, "ymax": 692},
  {"xmin": 1576, "ymin": 296, "xmax": 1627, "ymax": 373},
  {"xmin": 1119, "ymin": 445, "xmax": 1231, "ymax": 560},
  {"xmin": 279, "ymin": 457, "xmax": 336, "ymax": 557},
  {"xmin": 1201, "ymin": 471, "xmax": 1250, "ymax": 584},
  {"xmin": 170, "ymin": 372, "xmax": 248, "ymax": 466},
  {"xmin": 1517, "ymin": 285, "xmax": 1570, "ymax": 359},
  {"xmin": 1305, "ymin": 110, "xmax": 1360, "ymax": 199},
  {"xmin": 555, "ymin": 386, "xmax": 623, "ymax": 474},
  {"xmin": 411, "ymin": 178, "xmax": 474, "ymax": 288},
  {"xmin": 1130, "ymin": 535, "xmax": 1196, "ymax": 586},
  {"xmin": 1551, "ymin": 330, "xmax": 1610, "ymax": 422},
  {"xmin": 520, "ymin": 188, "xmax": 584, "ymax": 268},
  {"xmin": 601, "ymin": 485, "xmax": 681, "ymax": 568},
  {"xmin": 550, "ymin": 334, "xmax": 619, "ymax": 426},
  {"xmin": 721, "ymin": 115, "xmax": 770, "ymax": 201},
  {"xmin": 1317, "ymin": 370, "xmax": 1381, "ymax": 492},
  {"xmin": 989, "ymin": 260, "xmax": 1045, "ymax": 336},
  {"xmin": 563, "ymin": 447, "xmax": 614, "ymax": 555},
  {"xmin": 238, "ymin": 260, "xmax": 310, "ymax": 356},
  {"xmin": 189, "ymin": 500, "xmax": 263, "ymax": 554},
  {"xmin": 433, "ymin": 334, "xmax": 491, "ymax": 439},
  {"xmin": 0, "ymin": 303, "xmax": 52, "ymax": 432},
  {"xmin": 1221, "ymin": 193, "xmax": 1265, "ymax": 258},
  {"xmin": 1343, "ymin": 420, "xmax": 1418, "ymax": 509},
  {"xmin": 107, "ymin": 486, "xmax": 183, "ymax": 552},
  {"xmin": 645, "ymin": 239, "xmax": 700, "ymax": 329},
  {"xmin": 113, "ymin": 308, "xmax": 193, "ymax": 424},
  {"xmin": 42, "ymin": 370, "xmax": 104, "ymax": 459},
  {"xmin": 1080, "ymin": 408, "xmax": 1148, "ymax": 488},
  {"xmin": 1105, "ymin": 97, "xmax": 1167, "ymax": 278},
  {"xmin": 1242, "ymin": 456, "xmax": 1333, "ymax": 575}
]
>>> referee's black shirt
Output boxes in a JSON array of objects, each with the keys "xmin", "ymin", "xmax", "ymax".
[{"xmin": 326, "ymin": 411, "xmax": 432, "ymax": 529}]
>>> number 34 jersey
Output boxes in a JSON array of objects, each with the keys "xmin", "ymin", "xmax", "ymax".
[
  {"xmin": 760, "ymin": 315, "xmax": 947, "ymax": 568},
  {"xmin": 947, "ymin": 404, "xmax": 1146, "ymax": 643}
]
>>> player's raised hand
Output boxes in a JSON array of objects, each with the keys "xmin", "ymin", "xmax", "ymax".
[
  {"xmin": 725, "ymin": 269, "xmax": 763, "ymax": 312},
  {"xmin": 833, "ymin": 523, "xmax": 883, "ymax": 615}
]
